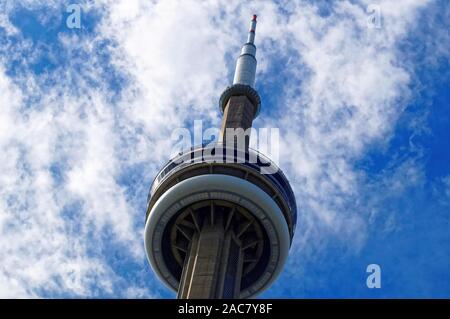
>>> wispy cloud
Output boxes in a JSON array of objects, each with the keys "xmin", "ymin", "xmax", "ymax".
[{"xmin": 0, "ymin": 0, "xmax": 448, "ymax": 298}]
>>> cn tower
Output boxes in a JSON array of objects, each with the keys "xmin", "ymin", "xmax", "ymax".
[{"xmin": 144, "ymin": 15, "xmax": 297, "ymax": 299}]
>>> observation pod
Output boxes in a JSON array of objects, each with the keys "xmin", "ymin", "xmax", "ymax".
[{"xmin": 144, "ymin": 146, "xmax": 297, "ymax": 298}]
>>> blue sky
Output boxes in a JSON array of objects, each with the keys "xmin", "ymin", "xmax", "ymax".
[{"xmin": 0, "ymin": 0, "xmax": 449, "ymax": 298}]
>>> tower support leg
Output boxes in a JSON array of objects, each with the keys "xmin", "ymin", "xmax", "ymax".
[{"xmin": 177, "ymin": 211, "xmax": 243, "ymax": 299}]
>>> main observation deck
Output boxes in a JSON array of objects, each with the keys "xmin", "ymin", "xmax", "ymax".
[{"xmin": 145, "ymin": 144, "xmax": 297, "ymax": 298}]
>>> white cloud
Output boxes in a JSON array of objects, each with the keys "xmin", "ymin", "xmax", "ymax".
[
  {"xmin": 0, "ymin": 67, "xmax": 115, "ymax": 297},
  {"xmin": 0, "ymin": 32, "xmax": 148, "ymax": 296},
  {"xmin": 0, "ymin": 0, "xmax": 442, "ymax": 297},
  {"xmin": 262, "ymin": 0, "xmax": 430, "ymax": 256},
  {"xmin": 0, "ymin": 13, "xmax": 17, "ymax": 35}
]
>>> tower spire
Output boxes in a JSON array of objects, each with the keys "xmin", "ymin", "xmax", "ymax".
[
  {"xmin": 247, "ymin": 14, "xmax": 257, "ymax": 44},
  {"xmin": 232, "ymin": 14, "xmax": 258, "ymax": 87},
  {"xmin": 218, "ymin": 14, "xmax": 261, "ymax": 149}
]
